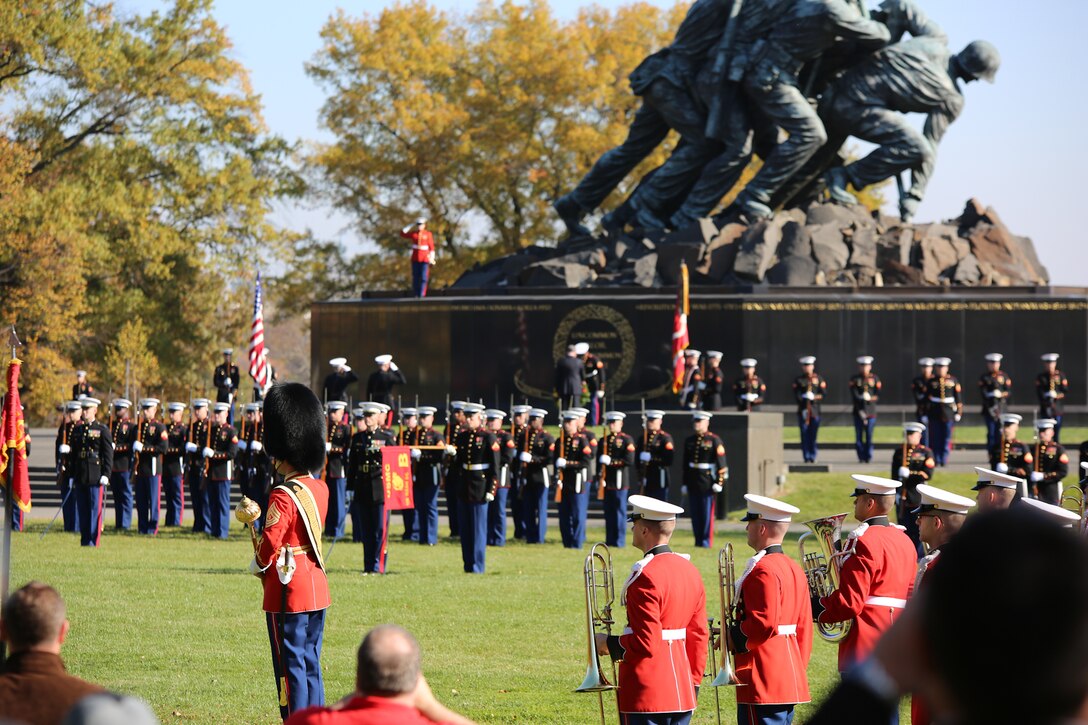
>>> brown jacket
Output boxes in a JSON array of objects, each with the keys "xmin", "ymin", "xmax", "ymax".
[{"xmin": 0, "ymin": 651, "xmax": 103, "ymax": 724}]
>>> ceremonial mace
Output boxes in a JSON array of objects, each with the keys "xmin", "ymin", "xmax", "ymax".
[{"xmin": 235, "ymin": 496, "xmax": 262, "ymax": 553}]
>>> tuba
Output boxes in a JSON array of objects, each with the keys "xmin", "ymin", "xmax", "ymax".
[
  {"xmin": 576, "ymin": 543, "xmax": 618, "ymax": 725},
  {"xmin": 798, "ymin": 513, "xmax": 853, "ymax": 643}
]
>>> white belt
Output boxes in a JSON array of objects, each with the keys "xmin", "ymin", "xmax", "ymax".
[
  {"xmin": 928, "ymin": 396, "xmax": 955, "ymax": 404},
  {"xmin": 662, "ymin": 628, "xmax": 686, "ymax": 641},
  {"xmin": 463, "ymin": 463, "xmax": 490, "ymax": 471},
  {"xmin": 688, "ymin": 463, "xmax": 714, "ymax": 469},
  {"xmin": 411, "ymin": 245, "xmax": 428, "ymax": 251},
  {"xmin": 776, "ymin": 624, "xmax": 797, "ymax": 635},
  {"xmin": 865, "ymin": 596, "xmax": 907, "ymax": 609}
]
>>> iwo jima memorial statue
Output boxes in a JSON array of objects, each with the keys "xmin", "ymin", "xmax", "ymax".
[{"xmin": 313, "ymin": 0, "xmax": 1085, "ymax": 504}]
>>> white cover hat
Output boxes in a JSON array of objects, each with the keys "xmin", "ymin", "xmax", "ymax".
[
  {"xmin": 1041, "ymin": 353, "xmax": 1060, "ymax": 362},
  {"xmin": 1019, "ymin": 497, "xmax": 1081, "ymax": 527},
  {"xmin": 850, "ymin": 474, "xmax": 901, "ymax": 496},
  {"xmin": 627, "ymin": 494, "xmax": 684, "ymax": 521},
  {"xmin": 740, "ymin": 358, "xmax": 757, "ymax": 367},
  {"xmin": 972, "ymin": 466, "xmax": 1025, "ymax": 491},
  {"xmin": 912, "ymin": 484, "xmax": 975, "ymax": 516},
  {"xmin": 856, "ymin": 355, "xmax": 874, "ymax": 364},
  {"xmin": 1035, "ymin": 418, "xmax": 1058, "ymax": 430},
  {"xmin": 918, "ymin": 357, "xmax": 935, "ymax": 366},
  {"xmin": 799, "ymin": 355, "xmax": 816, "ymax": 365},
  {"xmin": 573, "ymin": 342, "xmax": 590, "ymax": 355},
  {"xmin": 741, "ymin": 493, "xmax": 799, "ymax": 523},
  {"xmin": 985, "ymin": 353, "xmax": 1003, "ymax": 362},
  {"xmin": 1000, "ymin": 413, "xmax": 1022, "ymax": 425},
  {"xmin": 329, "ymin": 357, "xmax": 347, "ymax": 367},
  {"xmin": 374, "ymin": 354, "xmax": 393, "ymax": 365}
]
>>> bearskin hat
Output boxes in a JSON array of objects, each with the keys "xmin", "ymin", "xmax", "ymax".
[{"xmin": 262, "ymin": 383, "xmax": 326, "ymax": 475}]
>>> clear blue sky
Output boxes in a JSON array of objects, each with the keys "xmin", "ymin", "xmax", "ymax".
[{"xmin": 121, "ymin": 0, "xmax": 1088, "ymax": 285}]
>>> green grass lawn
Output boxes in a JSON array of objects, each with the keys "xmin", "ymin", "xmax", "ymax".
[
  {"xmin": 19, "ymin": 466, "xmax": 1075, "ymax": 723},
  {"xmin": 780, "ymin": 424, "xmax": 1088, "ymax": 445}
]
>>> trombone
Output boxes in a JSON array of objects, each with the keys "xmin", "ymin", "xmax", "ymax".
[
  {"xmin": 706, "ymin": 543, "xmax": 742, "ymax": 725},
  {"xmin": 1060, "ymin": 485, "xmax": 1087, "ymax": 533},
  {"xmin": 576, "ymin": 542, "xmax": 618, "ymax": 725},
  {"xmin": 798, "ymin": 513, "xmax": 853, "ymax": 643}
]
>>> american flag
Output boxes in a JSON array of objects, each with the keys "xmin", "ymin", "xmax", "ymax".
[{"xmin": 248, "ymin": 272, "xmax": 272, "ymax": 396}]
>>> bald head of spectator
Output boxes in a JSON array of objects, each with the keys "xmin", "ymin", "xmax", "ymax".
[
  {"xmin": 356, "ymin": 625, "xmax": 422, "ymax": 696},
  {"xmin": 1, "ymin": 581, "xmax": 68, "ymax": 654}
]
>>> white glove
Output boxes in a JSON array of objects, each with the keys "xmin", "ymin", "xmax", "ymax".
[
  {"xmin": 993, "ymin": 391, "xmax": 1004, "ymax": 399},
  {"xmin": 133, "ymin": 440, "xmax": 144, "ymax": 453},
  {"xmin": 1030, "ymin": 471, "xmax": 1044, "ymax": 482},
  {"xmin": 1045, "ymin": 390, "xmax": 1057, "ymax": 398},
  {"xmin": 954, "ymin": 414, "xmax": 961, "ymax": 423},
  {"xmin": 445, "ymin": 445, "xmax": 457, "ymax": 455},
  {"xmin": 325, "ymin": 441, "xmax": 332, "ymax": 452},
  {"xmin": 485, "ymin": 492, "xmax": 495, "ymax": 502},
  {"xmin": 803, "ymin": 391, "xmax": 816, "ymax": 401},
  {"xmin": 639, "ymin": 451, "xmax": 652, "ymax": 463},
  {"xmin": 185, "ymin": 442, "xmax": 198, "ymax": 453},
  {"xmin": 519, "ymin": 451, "xmax": 532, "ymax": 463},
  {"xmin": 555, "ymin": 457, "xmax": 567, "ymax": 469},
  {"xmin": 862, "ymin": 392, "xmax": 871, "ymax": 401},
  {"xmin": 696, "ymin": 381, "xmax": 706, "ymax": 390},
  {"xmin": 596, "ymin": 390, "xmax": 605, "ymax": 399},
  {"xmin": 237, "ymin": 440, "xmax": 248, "ymax": 451},
  {"xmin": 712, "ymin": 483, "xmax": 723, "ymax": 493},
  {"xmin": 249, "ymin": 557, "xmax": 264, "ymax": 577},
  {"xmin": 402, "ymin": 225, "xmax": 412, "ymax": 234},
  {"xmin": 250, "ymin": 441, "xmax": 263, "ymax": 452},
  {"xmin": 410, "ymin": 447, "xmax": 422, "ymax": 460},
  {"xmin": 342, "ymin": 365, "xmax": 352, "ymax": 372},
  {"xmin": 996, "ymin": 462, "xmax": 1009, "ymax": 473},
  {"xmin": 59, "ymin": 444, "xmax": 71, "ymax": 454},
  {"xmin": 681, "ymin": 485, "xmax": 688, "ymax": 495},
  {"xmin": 389, "ymin": 362, "xmax": 398, "ymax": 372},
  {"xmin": 898, "ymin": 466, "xmax": 911, "ymax": 479},
  {"xmin": 599, "ymin": 454, "xmax": 612, "ymax": 466},
  {"xmin": 746, "ymin": 393, "xmax": 759, "ymax": 402},
  {"xmin": 99, "ymin": 475, "xmax": 109, "ymax": 485},
  {"xmin": 203, "ymin": 447, "xmax": 215, "ymax": 459}
]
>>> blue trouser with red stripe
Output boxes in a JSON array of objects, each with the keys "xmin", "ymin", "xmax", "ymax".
[
  {"xmin": 110, "ymin": 469, "xmax": 133, "ymax": 529},
  {"xmin": 737, "ymin": 704, "xmax": 795, "ymax": 725},
  {"xmin": 76, "ymin": 484, "xmax": 105, "ymax": 547},
  {"xmin": 411, "ymin": 261, "xmax": 430, "ymax": 297},
  {"xmin": 163, "ymin": 474, "xmax": 184, "ymax": 526},
  {"xmin": 266, "ymin": 609, "xmax": 325, "ymax": 717},
  {"xmin": 134, "ymin": 474, "xmax": 161, "ymax": 535}
]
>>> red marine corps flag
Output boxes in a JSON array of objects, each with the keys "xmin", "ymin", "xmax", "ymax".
[
  {"xmin": 671, "ymin": 261, "xmax": 690, "ymax": 394},
  {"xmin": 378, "ymin": 446, "xmax": 414, "ymax": 574},
  {"xmin": 0, "ymin": 345, "xmax": 31, "ymax": 515}
]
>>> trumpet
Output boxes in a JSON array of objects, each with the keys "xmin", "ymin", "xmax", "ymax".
[
  {"xmin": 576, "ymin": 543, "xmax": 618, "ymax": 725},
  {"xmin": 798, "ymin": 513, "xmax": 853, "ymax": 643},
  {"xmin": 708, "ymin": 543, "xmax": 741, "ymax": 688}
]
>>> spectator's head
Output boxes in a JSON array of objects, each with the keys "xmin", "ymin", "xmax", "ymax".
[
  {"xmin": 356, "ymin": 625, "xmax": 422, "ymax": 696},
  {"xmin": 922, "ymin": 507, "xmax": 1088, "ymax": 724},
  {"xmin": 1, "ymin": 582, "xmax": 68, "ymax": 654},
  {"xmin": 263, "ymin": 383, "xmax": 326, "ymax": 476},
  {"xmin": 62, "ymin": 693, "xmax": 158, "ymax": 725}
]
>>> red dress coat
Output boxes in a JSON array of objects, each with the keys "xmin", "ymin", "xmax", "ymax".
[
  {"xmin": 257, "ymin": 475, "xmax": 331, "ymax": 613},
  {"xmin": 400, "ymin": 228, "xmax": 435, "ymax": 264},
  {"xmin": 734, "ymin": 551, "xmax": 813, "ymax": 705},
  {"xmin": 910, "ymin": 550, "xmax": 942, "ymax": 725},
  {"xmin": 617, "ymin": 550, "xmax": 709, "ymax": 714},
  {"xmin": 817, "ymin": 520, "xmax": 916, "ymax": 671}
]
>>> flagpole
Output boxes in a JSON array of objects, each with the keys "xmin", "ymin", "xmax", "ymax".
[{"xmin": 1, "ymin": 325, "xmax": 21, "ymax": 670}]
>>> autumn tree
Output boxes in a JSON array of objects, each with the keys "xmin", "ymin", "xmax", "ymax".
[
  {"xmin": 0, "ymin": 0, "xmax": 299, "ymax": 420},
  {"xmin": 305, "ymin": 0, "xmax": 685, "ymax": 271}
]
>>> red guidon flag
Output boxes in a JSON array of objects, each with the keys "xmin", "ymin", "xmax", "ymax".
[
  {"xmin": 381, "ymin": 446, "xmax": 414, "ymax": 511},
  {"xmin": 0, "ymin": 358, "xmax": 31, "ymax": 512},
  {"xmin": 671, "ymin": 261, "xmax": 690, "ymax": 394}
]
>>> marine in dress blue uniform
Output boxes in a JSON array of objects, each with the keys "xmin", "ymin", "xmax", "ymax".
[
  {"xmin": 598, "ymin": 411, "xmax": 636, "ymax": 548},
  {"xmin": 132, "ymin": 398, "xmax": 169, "ymax": 535},
  {"xmin": 410, "ymin": 406, "xmax": 445, "ymax": 546},
  {"xmin": 971, "ymin": 466, "xmax": 1024, "ymax": 513},
  {"xmin": 733, "ymin": 358, "xmax": 766, "ymax": 412},
  {"xmin": 682, "ymin": 411, "xmax": 728, "ymax": 548},
  {"xmin": 108, "ymin": 398, "xmax": 136, "ymax": 530},
  {"xmin": 347, "ymin": 403, "xmax": 395, "ymax": 573},
  {"xmin": 849, "ymin": 356, "xmax": 881, "ymax": 464},
  {"xmin": 635, "ymin": 410, "xmax": 674, "ymax": 502},
  {"xmin": 518, "ymin": 409, "xmax": 555, "ymax": 544},
  {"xmin": 1029, "ymin": 418, "xmax": 1068, "ymax": 505},
  {"xmin": 55, "ymin": 401, "xmax": 83, "ymax": 532},
  {"xmin": 911, "ymin": 358, "xmax": 934, "ymax": 447},
  {"xmin": 555, "ymin": 410, "xmax": 593, "ymax": 550},
  {"xmin": 162, "ymin": 402, "xmax": 189, "ymax": 527},
  {"xmin": 204, "ymin": 402, "xmax": 238, "ymax": 539},
  {"xmin": 321, "ymin": 402, "xmax": 352, "ymax": 539},
  {"xmin": 185, "ymin": 398, "xmax": 212, "ymax": 534},
  {"xmin": 323, "ymin": 357, "xmax": 359, "ymax": 403},
  {"xmin": 792, "ymin": 356, "xmax": 826, "ymax": 463},
  {"xmin": 485, "ymin": 409, "xmax": 516, "ymax": 546},
  {"xmin": 454, "ymin": 403, "xmax": 500, "ymax": 572},
  {"xmin": 891, "ymin": 422, "xmax": 935, "ymax": 554},
  {"xmin": 1036, "ymin": 353, "xmax": 1068, "ymax": 440},
  {"xmin": 988, "ymin": 414, "xmax": 1032, "ymax": 488},
  {"xmin": 703, "ymin": 351, "xmax": 725, "ymax": 411},
  {"xmin": 978, "ymin": 353, "xmax": 1010, "ymax": 452},
  {"xmin": 508, "ymin": 404, "xmax": 533, "ymax": 540},
  {"xmin": 71, "ymin": 398, "xmax": 112, "ymax": 547},
  {"xmin": 443, "ymin": 401, "xmax": 468, "ymax": 538},
  {"xmin": 925, "ymin": 357, "xmax": 961, "ymax": 466}
]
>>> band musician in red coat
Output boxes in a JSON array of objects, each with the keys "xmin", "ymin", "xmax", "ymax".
[
  {"xmin": 812, "ymin": 475, "xmax": 916, "ymax": 682},
  {"xmin": 401, "ymin": 217, "xmax": 435, "ymax": 298},
  {"xmin": 731, "ymin": 494, "xmax": 812, "ymax": 725},
  {"xmin": 246, "ymin": 383, "xmax": 331, "ymax": 720},
  {"xmin": 598, "ymin": 494, "xmax": 709, "ymax": 725}
]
